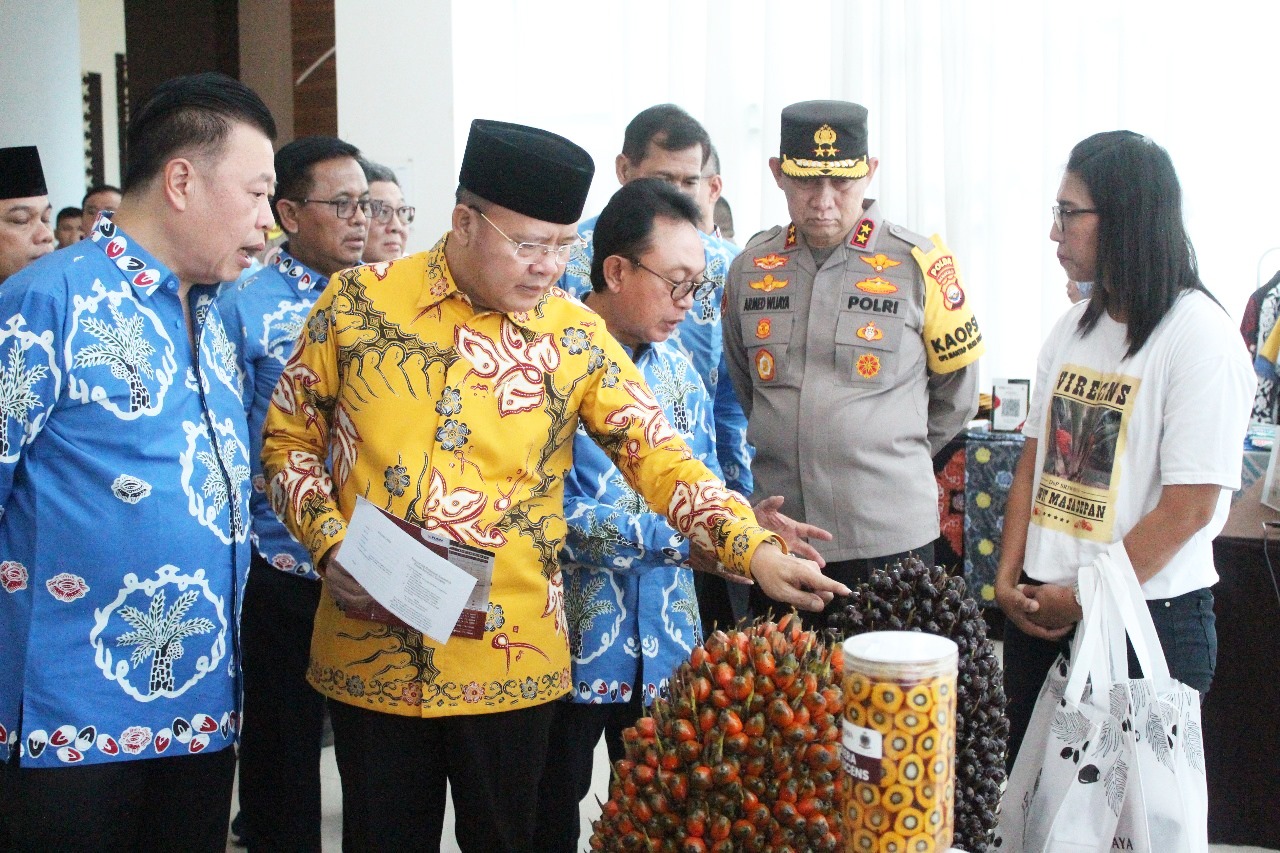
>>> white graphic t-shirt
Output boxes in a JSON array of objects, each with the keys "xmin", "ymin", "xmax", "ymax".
[{"xmin": 1023, "ymin": 290, "xmax": 1254, "ymax": 599}]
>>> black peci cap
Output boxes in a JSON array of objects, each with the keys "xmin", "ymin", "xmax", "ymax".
[
  {"xmin": 779, "ymin": 101, "xmax": 869, "ymax": 179},
  {"xmin": 458, "ymin": 120, "xmax": 594, "ymax": 225},
  {"xmin": 0, "ymin": 146, "xmax": 48, "ymax": 199}
]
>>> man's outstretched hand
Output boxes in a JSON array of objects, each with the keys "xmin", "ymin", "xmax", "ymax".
[{"xmin": 754, "ymin": 495, "xmax": 833, "ymax": 566}]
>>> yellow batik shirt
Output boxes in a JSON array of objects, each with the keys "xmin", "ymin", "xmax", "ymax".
[{"xmin": 262, "ymin": 236, "xmax": 779, "ymax": 718}]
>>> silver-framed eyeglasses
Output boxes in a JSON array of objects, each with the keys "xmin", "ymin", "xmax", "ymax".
[
  {"xmin": 369, "ymin": 200, "xmax": 416, "ymax": 225},
  {"xmin": 476, "ymin": 209, "xmax": 583, "ymax": 264},
  {"xmin": 627, "ymin": 257, "xmax": 715, "ymax": 303},
  {"xmin": 1052, "ymin": 204, "xmax": 1098, "ymax": 231},
  {"xmin": 297, "ymin": 197, "xmax": 371, "ymax": 220}
]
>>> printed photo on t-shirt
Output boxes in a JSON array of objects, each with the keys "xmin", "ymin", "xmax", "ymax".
[{"xmin": 1032, "ymin": 365, "xmax": 1139, "ymax": 542}]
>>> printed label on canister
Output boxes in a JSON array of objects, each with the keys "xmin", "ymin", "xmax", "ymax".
[{"xmin": 840, "ymin": 719, "xmax": 884, "ymax": 783}]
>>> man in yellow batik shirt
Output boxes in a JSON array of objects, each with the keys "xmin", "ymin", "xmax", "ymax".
[{"xmin": 261, "ymin": 119, "xmax": 847, "ymax": 852}]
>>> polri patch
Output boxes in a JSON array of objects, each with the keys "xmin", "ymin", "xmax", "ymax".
[{"xmin": 755, "ymin": 348, "xmax": 776, "ymax": 382}]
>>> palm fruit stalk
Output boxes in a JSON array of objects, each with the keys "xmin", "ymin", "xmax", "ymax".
[
  {"xmin": 825, "ymin": 556, "xmax": 1009, "ymax": 853},
  {"xmin": 589, "ymin": 614, "xmax": 844, "ymax": 853}
]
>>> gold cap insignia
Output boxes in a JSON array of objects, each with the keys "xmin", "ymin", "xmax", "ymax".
[{"xmin": 813, "ymin": 124, "xmax": 839, "ymax": 158}]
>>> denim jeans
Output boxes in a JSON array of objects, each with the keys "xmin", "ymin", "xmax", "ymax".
[{"xmin": 1003, "ymin": 585, "xmax": 1216, "ymax": 771}]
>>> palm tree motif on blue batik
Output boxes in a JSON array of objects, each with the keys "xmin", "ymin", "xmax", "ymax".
[
  {"xmin": 650, "ymin": 358, "xmax": 698, "ymax": 434},
  {"xmin": 573, "ymin": 511, "xmax": 631, "ymax": 567},
  {"xmin": 116, "ymin": 588, "xmax": 215, "ymax": 695},
  {"xmin": 198, "ymin": 438, "xmax": 250, "ymax": 540},
  {"xmin": 562, "ymin": 227, "xmax": 594, "ymax": 294},
  {"xmin": 0, "ymin": 344, "xmax": 48, "ymax": 458},
  {"xmin": 609, "ymin": 475, "xmax": 648, "ymax": 517},
  {"xmin": 693, "ymin": 253, "xmax": 727, "ymax": 324},
  {"xmin": 202, "ymin": 310, "xmax": 242, "ymax": 398},
  {"xmin": 262, "ymin": 301, "xmax": 310, "ymax": 366},
  {"xmin": 74, "ymin": 301, "xmax": 156, "ymax": 413},
  {"xmin": 663, "ymin": 570, "xmax": 702, "ymax": 652},
  {"xmin": 564, "ymin": 570, "xmax": 614, "ymax": 658}
]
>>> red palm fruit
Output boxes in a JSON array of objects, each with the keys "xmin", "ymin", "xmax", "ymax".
[
  {"xmin": 685, "ymin": 805, "xmax": 708, "ymax": 837},
  {"xmin": 712, "ymin": 760, "xmax": 739, "ymax": 786},
  {"xmin": 689, "ymin": 764, "xmax": 713, "ymax": 792},
  {"xmin": 743, "ymin": 712, "xmax": 766, "ymax": 738},
  {"xmin": 724, "ymin": 732, "xmax": 749, "ymax": 755},
  {"xmin": 680, "ymin": 837, "xmax": 707, "ymax": 853},
  {"xmin": 677, "ymin": 739, "xmax": 701, "ymax": 764},
  {"xmin": 671, "ymin": 718, "xmax": 696, "ymax": 742},
  {"xmin": 712, "ymin": 662, "xmax": 734, "ymax": 691},
  {"xmin": 698, "ymin": 706, "xmax": 716, "ymax": 734},
  {"xmin": 728, "ymin": 674, "xmax": 753, "ymax": 702},
  {"xmin": 636, "ymin": 717, "xmax": 656, "ymax": 739},
  {"xmin": 719, "ymin": 710, "xmax": 743, "ymax": 736},
  {"xmin": 691, "ymin": 676, "xmax": 711, "ymax": 704},
  {"xmin": 766, "ymin": 697, "xmax": 794, "ymax": 728},
  {"xmin": 709, "ymin": 813, "xmax": 731, "ymax": 841}
]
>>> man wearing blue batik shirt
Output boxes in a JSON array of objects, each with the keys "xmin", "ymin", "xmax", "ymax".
[
  {"xmin": 0, "ymin": 73, "xmax": 276, "ymax": 852},
  {"xmin": 558, "ymin": 105, "xmax": 754, "ymax": 630},
  {"xmin": 216, "ymin": 135, "xmax": 369, "ymax": 852},
  {"xmin": 534, "ymin": 179, "xmax": 724, "ymax": 852}
]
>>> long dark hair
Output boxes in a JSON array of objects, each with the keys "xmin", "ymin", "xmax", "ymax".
[{"xmin": 1068, "ymin": 130, "xmax": 1216, "ymax": 357}]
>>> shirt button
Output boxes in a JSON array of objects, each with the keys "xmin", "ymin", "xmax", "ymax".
[
  {"xmin": 1164, "ymin": 601, "xmax": 1172, "ymax": 607},
  {"xmin": 166, "ymin": 282, "xmax": 177, "ymax": 292}
]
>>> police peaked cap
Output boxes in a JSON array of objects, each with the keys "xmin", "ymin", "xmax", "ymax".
[
  {"xmin": 459, "ymin": 120, "xmax": 595, "ymax": 225},
  {"xmin": 0, "ymin": 146, "xmax": 48, "ymax": 199},
  {"xmin": 779, "ymin": 100, "xmax": 870, "ymax": 179}
]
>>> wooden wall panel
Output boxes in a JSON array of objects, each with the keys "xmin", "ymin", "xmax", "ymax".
[{"xmin": 291, "ymin": 0, "xmax": 336, "ymax": 138}]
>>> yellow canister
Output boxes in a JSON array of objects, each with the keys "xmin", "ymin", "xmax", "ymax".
[{"xmin": 841, "ymin": 631, "xmax": 958, "ymax": 853}]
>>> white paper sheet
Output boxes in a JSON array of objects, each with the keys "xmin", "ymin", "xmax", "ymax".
[{"xmin": 341, "ymin": 496, "xmax": 478, "ymax": 643}]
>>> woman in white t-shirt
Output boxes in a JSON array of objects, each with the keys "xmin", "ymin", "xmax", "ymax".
[{"xmin": 995, "ymin": 131, "xmax": 1255, "ymax": 767}]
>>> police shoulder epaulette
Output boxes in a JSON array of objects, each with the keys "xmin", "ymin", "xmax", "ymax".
[
  {"xmin": 744, "ymin": 225, "xmax": 783, "ymax": 251},
  {"xmin": 884, "ymin": 222, "xmax": 935, "ymax": 253}
]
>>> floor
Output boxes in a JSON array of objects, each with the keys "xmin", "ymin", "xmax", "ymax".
[
  {"xmin": 226, "ymin": 740, "xmax": 1275, "ymax": 853},
  {"xmin": 225, "ymin": 735, "xmax": 612, "ymax": 852}
]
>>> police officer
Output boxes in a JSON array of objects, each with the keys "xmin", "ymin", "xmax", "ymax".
[{"xmin": 723, "ymin": 100, "xmax": 984, "ymax": 624}]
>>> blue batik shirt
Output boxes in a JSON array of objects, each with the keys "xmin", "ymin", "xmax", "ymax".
[
  {"xmin": 562, "ymin": 339, "xmax": 720, "ymax": 706},
  {"xmin": 0, "ymin": 217, "xmax": 251, "ymax": 768},
  {"xmin": 216, "ymin": 248, "xmax": 322, "ymax": 580},
  {"xmin": 561, "ymin": 218, "xmax": 754, "ymax": 495}
]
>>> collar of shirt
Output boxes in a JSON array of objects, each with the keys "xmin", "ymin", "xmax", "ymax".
[
  {"xmin": 416, "ymin": 233, "xmax": 545, "ymax": 333},
  {"xmin": 271, "ymin": 244, "xmax": 326, "ymax": 294},
  {"xmin": 88, "ymin": 215, "xmax": 178, "ymax": 299}
]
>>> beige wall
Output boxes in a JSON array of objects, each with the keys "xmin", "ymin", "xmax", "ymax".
[
  {"xmin": 78, "ymin": 0, "xmax": 126, "ymax": 186},
  {"xmin": 334, "ymin": 0, "xmax": 454, "ymax": 249}
]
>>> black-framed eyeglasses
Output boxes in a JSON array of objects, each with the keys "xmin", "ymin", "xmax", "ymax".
[
  {"xmin": 475, "ymin": 209, "xmax": 584, "ymax": 264},
  {"xmin": 369, "ymin": 200, "xmax": 416, "ymax": 225},
  {"xmin": 296, "ymin": 197, "xmax": 371, "ymax": 220},
  {"xmin": 627, "ymin": 257, "xmax": 715, "ymax": 303},
  {"xmin": 1052, "ymin": 204, "xmax": 1098, "ymax": 231}
]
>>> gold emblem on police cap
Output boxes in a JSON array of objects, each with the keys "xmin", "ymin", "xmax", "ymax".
[{"xmin": 813, "ymin": 124, "xmax": 839, "ymax": 158}]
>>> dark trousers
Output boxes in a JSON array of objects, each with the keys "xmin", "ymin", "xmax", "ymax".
[
  {"xmin": 237, "ymin": 555, "xmax": 327, "ymax": 852},
  {"xmin": 0, "ymin": 746, "xmax": 235, "ymax": 852},
  {"xmin": 751, "ymin": 543, "xmax": 935, "ymax": 630},
  {"xmin": 531, "ymin": 694, "xmax": 644, "ymax": 853},
  {"xmin": 1004, "ymin": 585, "xmax": 1217, "ymax": 771},
  {"xmin": 328, "ymin": 698, "xmax": 557, "ymax": 853}
]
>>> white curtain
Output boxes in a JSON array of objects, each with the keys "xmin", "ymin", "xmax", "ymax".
[{"xmin": 451, "ymin": 0, "xmax": 1280, "ymax": 382}]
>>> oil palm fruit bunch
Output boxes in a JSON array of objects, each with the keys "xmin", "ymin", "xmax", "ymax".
[
  {"xmin": 589, "ymin": 614, "xmax": 844, "ymax": 853},
  {"xmin": 826, "ymin": 557, "xmax": 1009, "ymax": 853}
]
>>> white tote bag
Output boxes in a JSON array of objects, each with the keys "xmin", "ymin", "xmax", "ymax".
[{"xmin": 995, "ymin": 543, "xmax": 1209, "ymax": 853}]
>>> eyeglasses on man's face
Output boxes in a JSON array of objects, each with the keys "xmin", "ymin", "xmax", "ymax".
[
  {"xmin": 297, "ymin": 197, "xmax": 371, "ymax": 220},
  {"xmin": 369, "ymin": 200, "xmax": 416, "ymax": 225},
  {"xmin": 626, "ymin": 257, "xmax": 715, "ymax": 303},
  {"xmin": 1051, "ymin": 204, "xmax": 1098, "ymax": 232},
  {"xmin": 475, "ymin": 209, "xmax": 584, "ymax": 265}
]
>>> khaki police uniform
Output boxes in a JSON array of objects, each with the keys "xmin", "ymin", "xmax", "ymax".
[{"xmin": 722, "ymin": 199, "xmax": 982, "ymax": 563}]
